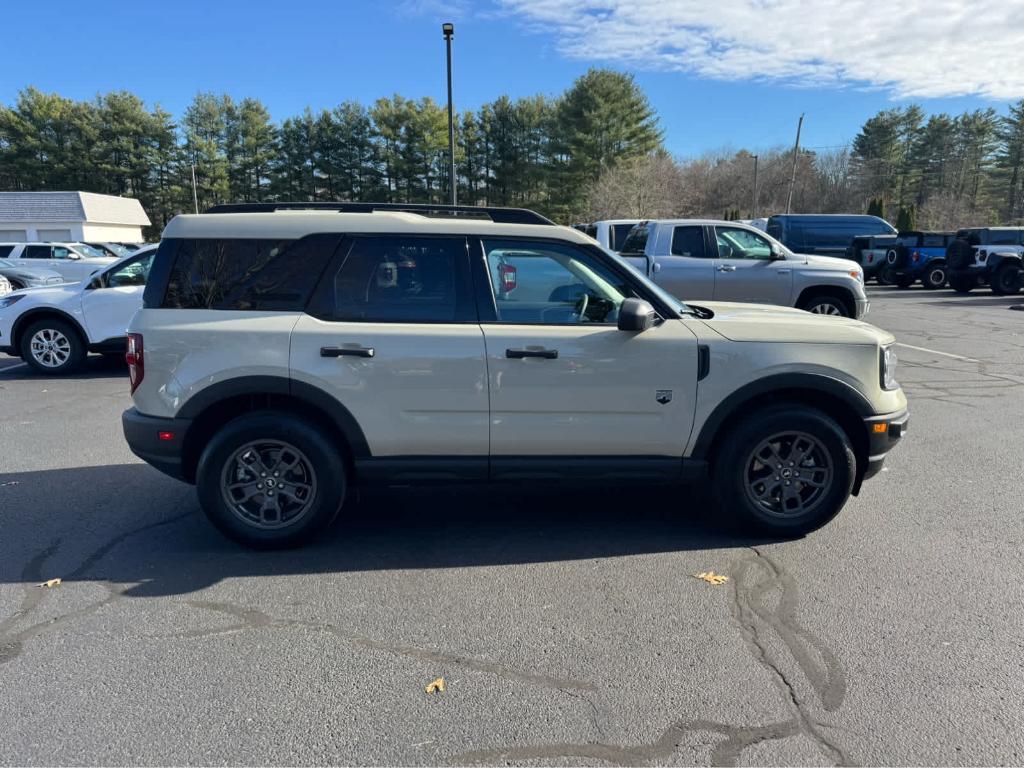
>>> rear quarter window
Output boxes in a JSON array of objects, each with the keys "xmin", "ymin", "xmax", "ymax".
[{"xmin": 157, "ymin": 236, "xmax": 338, "ymax": 311}]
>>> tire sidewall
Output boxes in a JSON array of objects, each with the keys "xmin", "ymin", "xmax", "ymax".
[
  {"xmin": 993, "ymin": 265, "xmax": 1022, "ymax": 296},
  {"xmin": 802, "ymin": 295, "xmax": 852, "ymax": 317},
  {"xmin": 923, "ymin": 264, "xmax": 946, "ymax": 289},
  {"xmin": 196, "ymin": 412, "xmax": 347, "ymax": 549},
  {"xmin": 19, "ymin": 318, "xmax": 85, "ymax": 375},
  {"xmin": 712, "ymin": 407, "xmax": 856, "ymax": 536}
]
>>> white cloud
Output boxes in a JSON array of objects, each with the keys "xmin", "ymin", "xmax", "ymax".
[{"xmin": 500, "ymin": 0, "xmax": 1024, "ymax": 99}]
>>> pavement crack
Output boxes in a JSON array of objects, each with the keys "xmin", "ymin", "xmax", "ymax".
[{"xmin": 176, "ymin": 599, "xmax": 598, "ymax": 695}]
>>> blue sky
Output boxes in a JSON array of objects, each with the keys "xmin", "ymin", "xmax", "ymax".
[{"xmin": 2, "ymin": 0, "xmax": 1017, "ymax": 157}]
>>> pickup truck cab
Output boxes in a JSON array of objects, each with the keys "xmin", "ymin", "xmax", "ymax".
[
  {"xmin": 0, "ymin": 242, "xmax": 117, "ymax": 283},
  {"xmin": 618, "ymin": 219, "xmax": 869, "ymax": 318},
  {"xmin": 573, "ymin": 220, "xmax": 641, "ymax": 252}
]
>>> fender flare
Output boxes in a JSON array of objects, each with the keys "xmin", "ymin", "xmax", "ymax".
[
  {"xmin": 11, "ymin": 307, "xmax": 89, "ymax": 350},
  {"xmin": 690, "ymin": 373, "xmax": 874, "ymax": 460},
  {"xmin": 177, "ymin": 375, "xmax": 371, "ymax": 457},
  {"xmin": 987, "ymin": 252, "xmax": 1022, "ymax": 271}
]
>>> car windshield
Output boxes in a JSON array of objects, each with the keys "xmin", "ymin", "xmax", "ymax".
[{"xmin": 73, "ymin": 243, "xmax": 109, "ymax": 259}]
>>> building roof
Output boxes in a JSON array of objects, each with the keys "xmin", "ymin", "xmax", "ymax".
[{"xmin": 0, "ymin": 191, "xmax": 151, "ymax": 226}]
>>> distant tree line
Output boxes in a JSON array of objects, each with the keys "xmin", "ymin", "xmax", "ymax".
[
  {"xmin": 0, "ymin": 69, "xmax": 660, "ymax": 238},
  {"xmin": 3, "ymin": 69, "xmax": 1024, "ymax": 236}
]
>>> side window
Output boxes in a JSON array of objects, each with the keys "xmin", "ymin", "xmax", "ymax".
[
  {"xmin": 619, "ymin": 225, "xmax": 648, "ymax": 254},
  {"xmin": 328, "ymin": 236, "xmax": 468, "ymax": 323},
  {"xmin": 161, "ymin": 237, "xmax": 335, "ymax": 311},
  {"xmin": 671, "ymin": 226, "xmax": 708, "ymax": 258},
  {"xmin": 715, "ymin": 227, "xmax": 773, "ymax": 260},
  {"xmin": 482, "ymin": 239, "xmax": 633, "ymax": 325},
  {"xmin": 989, "ymin": 230, "xmax": 1020, "ymax": 245},
  {"xmin": 23, "ymin": 245, "xmax": 51, "ymax": 259},
  {"xmin": 0, "ymin": 246, "xmax": 14, "ymax": 258},
  {"xmin": 105, "ymin": 252, "xmax": 155, "ymax": 288},
  {"xmin": 52, "ymin": 247, "xmax": 72, "ymax": 260},
  {"xmin": 921, "ymin": 234, "xmax": 946, "ymax": 247},
  {"xmin": 610, "ymin": 223, "xmax": 636, "ymax": 251}
]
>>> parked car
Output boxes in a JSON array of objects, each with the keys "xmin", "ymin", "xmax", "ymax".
[
  {"xmin": 946, "ymin": 227, "xmax": 1024, "ymax": 295},
  {"xmin": 0, "ymin": 258, "xmax": 64, "ymax": 290},
  {"xmin": 0, "ymin": 242, "xmax": 116, "ymax": 283},
  {"xmin": 618, "ymin": 219, "xmax": 868, "ymax": 317},
  {"xmin": 84, "ymin": 242, "xmax": 134, "ymax": 258},
  {"xmin": 846, "ymin": 234, "xmax": 898, "ymax": 283},
  {"xmin": 120, "ymin": 202, "xmax": 907, "ymax": 548},
  {"xmin": 573, "ymin": 220, "xmax": 641, "ymax": 252},
  {"xmin": 0, "ymin": 245, "xmax": 157, "ymax": 374},
  {"xmin": 884, "ymin": 231, "xmax": 955, "ymax": 289},
  {"xmin": 766, "ymin": 214, "xmax": 897, "ymax": 258}
]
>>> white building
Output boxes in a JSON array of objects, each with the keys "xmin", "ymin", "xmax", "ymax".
[{"xmin": 0, "ymin": 191, "xmax": 151, "ymax": 243}]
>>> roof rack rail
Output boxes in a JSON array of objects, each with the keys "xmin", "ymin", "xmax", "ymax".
[{"xmin": 203, "ymin": 202, "xmax": 555, "ymax": 226}]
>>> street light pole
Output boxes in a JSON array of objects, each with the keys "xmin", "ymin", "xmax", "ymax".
[
  {"xmin": 190, "ymin": 162, "xmax": 199, "ymax": 214},
  {"xmin": 442, "ymin": 22, "xmax": 456, "ymax": 206},
  {"xmin": 786, "ymin": 113, "xmax": 804, "ymax": 214},
  {"xmin": 751, "ymin": 154, "xmax": 759, "ymax": 219}
]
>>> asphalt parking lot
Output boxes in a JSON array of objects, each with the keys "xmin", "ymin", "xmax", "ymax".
[{"xmin": 2, "ymin": 286, "xmax": 1023, "ymax": 766}]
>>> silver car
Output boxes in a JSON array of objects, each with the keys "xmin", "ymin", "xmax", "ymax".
[{"xmin": 0, "ymin": 258, "xmax": 64, "ymax": 290}]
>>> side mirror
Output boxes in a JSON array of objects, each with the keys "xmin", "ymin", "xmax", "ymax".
[
  {"xmin": 769, "ymin": 246, "xmax": 786, "ymax": 261},
  {"xmin": 618, "ymin": 298, "xmax": 656, "ymax": 332},
  {"xmin": 66, "ymin": 252, "xmax": 82, "ymax": 261},
  {"xmin": 87, "ymin": 276, "xmax": 103, "ymax": 290}
]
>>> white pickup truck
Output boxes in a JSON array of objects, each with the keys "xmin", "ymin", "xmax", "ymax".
[{"xmin": 618, "ymin": 219, "xmax": 869, "ymax": 318}]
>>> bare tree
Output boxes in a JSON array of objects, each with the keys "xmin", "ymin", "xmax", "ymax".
[{"xmin": 586, "ymin": 153, "xmax": 691, "ymax": 220}]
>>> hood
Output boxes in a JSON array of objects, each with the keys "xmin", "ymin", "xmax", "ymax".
[
  {"xmin": 4, "ymin": 282, "xmax": 82, "ymax": 301},
  {"xmin": 787, "ymin": 253, "xmax": 860, "ymax": 271},
  {"xmin": 690, "ymin": 301, "xmax": 894, "ymax": 345},
  {"xmin": 1, "ymin": 267, "xmax": 63, "ymax": 282}
]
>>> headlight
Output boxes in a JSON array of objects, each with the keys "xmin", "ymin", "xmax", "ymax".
[
  {"xmin": 0, "ymin": 294, "xmax": 25, "ymax": 309},
  {"xmin": 880, "ymin": 345, "xmax": 898, "ymax": 390}
]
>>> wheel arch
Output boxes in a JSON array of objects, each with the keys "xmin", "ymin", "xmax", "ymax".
[
  {"xmin": 11, "ymin": 308, "xmax": 89, "ymax": 351},
  {"xmin": 691, "ymin": 374, "xmax": 872, "ymax": 493},
  {"xmin": 177, "ymin": 376, "xmax": 370, "ymax": 484},
  {"xmin": 795, "ymin": 285, "xmax": 856, "ymax": 316}
]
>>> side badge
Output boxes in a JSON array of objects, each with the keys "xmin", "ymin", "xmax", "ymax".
[{"xmin": 656, "ymin": 390, "xmax": 673, "ymax": 405}]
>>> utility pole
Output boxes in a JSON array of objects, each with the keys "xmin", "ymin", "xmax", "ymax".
[
  {"xmin": 786, "ymin": 113, "xmax": 804, "ymax": 214},
  {"xmin": 442, "ymin": 23, "xmax": 456, "ymax": 206},
  {"xmin": 751, "ymin": 154, "xmax": 759, "ymax": 218},
  {"xmin": 190, "ymin": 162, "xmax": 199, "ymax": 214}
]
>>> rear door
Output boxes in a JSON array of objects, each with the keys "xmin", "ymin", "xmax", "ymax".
[
  {"xmin": 290, "ymin": 234, "xmax": 489, "ymax": 460},
  {"xmin": 648, "ymin": 225, "xmax": 715, "ymax": 300},
  {"xmin": 711, "ymin": 225, "xmax": 792, "ymax": 305},
  {"xmin": 476, "ymin": 237, "xmax": 698, "ymax": 462}
]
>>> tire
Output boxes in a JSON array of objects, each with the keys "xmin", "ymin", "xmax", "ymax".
[
  {"xmin": 894, "ymin": 274, "xmax": 915, "ymax": 289},
  {"xmin": 19, "ymin": 317, "xmax": 86, "ymax": 375},
  {"xmin": 948, "ymin": 273, "xmax": 974, "ymax": 294},
  {"xmin": 991, "ymin": 263, "xmax": 1023, "ymax": 296},
  {"xmin": 946, "ymin": 238, "xmax": 974, "ymax": 270},
  {"xmin": 711, "ymin": 405, "xmax": 856, "ymax": 536},
  {"xmin": 878, "ymin": 266, "xmax": 896, "ymax": 285},
  {"xmin": 922, "ymin": 262, "xmax": 947, "ymax": 290},
  {"xmin": 196, "ymin": 412, "xmax": 347, "ymax": 549},
  {"xmin": 799, "ymin": 293, "xmax": 852, "ymax": 317}
]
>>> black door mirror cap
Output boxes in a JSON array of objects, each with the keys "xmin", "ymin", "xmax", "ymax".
[{"xmin": 618, "ymin": 298, "xmax": 656, "ymax": 332}]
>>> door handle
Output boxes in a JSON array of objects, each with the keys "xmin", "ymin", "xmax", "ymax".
[
  {"xmin": 506, "ymin": 348, "xmax": 558, "ymax": 359},
  {"xmin": 321, "ymin": 345, "xmax": 375, "ymax": 358},
  {"xmin": 716, "ymin": 265, "xmax": 737, "ymax": 272},
  {"xmin": 777, "ymin": 269, "xmax": 791, "ymax": 274}
]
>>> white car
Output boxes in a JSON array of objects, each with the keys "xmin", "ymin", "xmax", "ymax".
[
  {"xmin": 0, "ymin": 242, "xmax": 117, "ymax": 283},
  {"xmin": 121, "ymin": 203, "xmax": 908, "ymax": 548},
  {"xmin": 0, "ymin": 245, "xmax": 156, "ymax": 374}
]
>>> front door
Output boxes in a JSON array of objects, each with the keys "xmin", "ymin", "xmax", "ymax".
[
  {"xmin": 477, "ymin": 237, "xmax": 699, "ymax": 459},
  {"xmin": 711, "ymin": 225, "xmax": 793, "ymax": 306},
  {"xmin": 649, "ymin": 224, "xmax": 716, "ymax": 301},
  {"xmin": 80, "ymin": 249, "xmax": 156, "ymax": 344},
  {"xmin": 289, "ymin": 234, "xmax": 489, "ymax": 458}
]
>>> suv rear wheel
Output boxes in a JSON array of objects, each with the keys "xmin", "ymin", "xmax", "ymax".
[
  {"xmin": 799, "ymin": 293, "xmax": 851, "ymax": 317},
  {"xmin": 922, "ymin": 263, "xmax": 947, "ymax": 290},
  {"xmin": 712, "ymin": 406, "xmax": 855, "ymax": 536},
  {"xmin": 20, "ymin": 317, "xmax": 86, "ymax": 375},
  {"xmin": 196, "ymin": 412, "xmax": 347, "ymax": 548},
  {"xmin": 991, "ymin": 263, "xmax": 1023, "ymax": 296}
]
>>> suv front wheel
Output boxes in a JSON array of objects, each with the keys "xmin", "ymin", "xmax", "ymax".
[
  {"xmin": 712, "ymin": 406, "xmax": 856, "ymax": 536},
  {"xmin": 196, "ymin": 412, "xmax": 347, "ymax": 548}
]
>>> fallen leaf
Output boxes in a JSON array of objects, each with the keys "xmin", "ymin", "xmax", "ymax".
[
  {"xmin": 693, "ymin": 571, "xmax": 729, "ymax": 585},
  {"xmin": 425, "ymin": 677, "xmax": 446, "ymax": 694},
  {"xmin": 37, "ymin": 578, "xmax": 61, "ymax": 588}
]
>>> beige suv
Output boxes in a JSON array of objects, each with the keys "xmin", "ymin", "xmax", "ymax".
[{"xmin": 122, "ymin": 203, "xmax": 908, "ymax": 548}]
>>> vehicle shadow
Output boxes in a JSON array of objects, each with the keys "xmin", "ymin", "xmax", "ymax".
[
  {"xmin": 0, "ymin": 463, "xmax": 775, "ymax": 597},
  {"xmin": 0, "ymin": 353, "xmax": 126, "ymax": 380}
]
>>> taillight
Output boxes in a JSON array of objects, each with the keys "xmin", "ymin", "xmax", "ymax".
[
  {"xmin": 126, "ymin": 333, "xmax": 144, "ymax": 394},
  {"xmin": 499, "ymin": 263, "xmax": 517, "ymax": 292},
  {"xmin": 912, "ymin": 250, "xmax": 921, "ymax": 263}
]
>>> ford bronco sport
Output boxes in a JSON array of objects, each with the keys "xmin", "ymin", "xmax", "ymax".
[{"xmin": 122, "ymin": 203, "xmax": 908, "ymax": 548}]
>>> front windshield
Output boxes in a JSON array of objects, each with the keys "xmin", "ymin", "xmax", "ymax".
[{"xmin": 74, "ymin": 243, "xmax": 110, "ymax": 259}]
